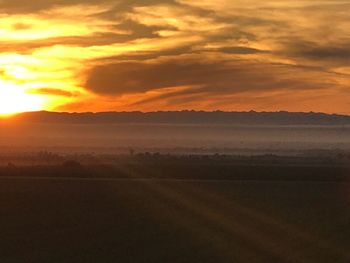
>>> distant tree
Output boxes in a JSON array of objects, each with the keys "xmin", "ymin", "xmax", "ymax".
[
  {"xmin": 7, "ymin": 162, "xmax": 16, "ymax": 168},
  {"xmin": 62, "ymin": 160, "xmax": 82, "ymax": 168},
  {"xmin": 38, "ymin": 151, "xmax": 61, "ymax": 164},
  {"xmin": 128, "ymin": 147, "xmax": 135, "ymax": 156}
]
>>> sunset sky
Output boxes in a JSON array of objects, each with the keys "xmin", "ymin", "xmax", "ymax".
[{"xmin": 0, "ymin": 0, "xmax": 349, "ymax": 114}]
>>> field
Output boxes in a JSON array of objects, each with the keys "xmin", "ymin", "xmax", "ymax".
[{"xmin": 1, "ymin": 157, "xmax": 350, "ymax": 263}]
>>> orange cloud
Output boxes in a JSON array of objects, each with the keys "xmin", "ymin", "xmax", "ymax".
[{"xmin": 0, "ymin": 1, "xmax": 349, "ymax": 114}]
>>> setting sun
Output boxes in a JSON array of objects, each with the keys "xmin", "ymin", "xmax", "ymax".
[
  {"xmin": 0, "ymin": 80, "xmax": 44, "ymax": 115},
  {"xmin": 0, "ymin": 2, "xmax": 349, "ymax": 263}
]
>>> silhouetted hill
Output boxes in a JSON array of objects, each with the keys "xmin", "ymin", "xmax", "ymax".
[{"xmin": 11, "ymin": 111, "xmax": 350, "ymax": 125}]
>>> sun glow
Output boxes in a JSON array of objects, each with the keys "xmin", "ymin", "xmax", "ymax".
[{"xmin": 0, "ymin": 80, "xmax": 44, "ymax": 115}]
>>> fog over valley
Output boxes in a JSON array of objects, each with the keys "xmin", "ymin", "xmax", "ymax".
[{"xmin": 2, "ymin": 111, "xmax": 350, "ymax": 155}]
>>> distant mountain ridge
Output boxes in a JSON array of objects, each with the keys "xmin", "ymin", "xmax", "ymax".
[{"xmin": 10, "ymin": 111, "xmax": 350, "ymax": 125}]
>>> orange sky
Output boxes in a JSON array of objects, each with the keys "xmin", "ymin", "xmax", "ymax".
[{"xmin": 0, "ymin": 0, "xmax": 349, "ymax": 114}]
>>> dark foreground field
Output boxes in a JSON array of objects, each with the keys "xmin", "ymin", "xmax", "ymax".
[{"xmin": 0, "ymin": 163, "xmax": 350, "ymax": 262}]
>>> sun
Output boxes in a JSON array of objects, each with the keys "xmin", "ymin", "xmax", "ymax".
[{"xmin": 0, "ymin": 80, "xmax": 44, "ymax": 116}]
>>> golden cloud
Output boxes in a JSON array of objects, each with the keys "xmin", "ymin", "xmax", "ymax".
[{"xmin": 0, "ymin": 0, "xmax": 349, "ymax": 114}]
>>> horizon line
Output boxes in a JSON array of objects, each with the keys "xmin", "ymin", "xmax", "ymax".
[{"xmin": 15, "ymin": 110, "xmax": 350, "ymax": 117}]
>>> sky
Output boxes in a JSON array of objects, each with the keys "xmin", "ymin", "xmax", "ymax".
[{"xmin": 0, "ymin": 0, "xmax": 349, "ymax": 114}]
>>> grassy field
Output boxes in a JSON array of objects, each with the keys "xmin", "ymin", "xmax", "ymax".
[{"xmin": 0, "ymin": 171, "xmax": 349, "ymax": 262}]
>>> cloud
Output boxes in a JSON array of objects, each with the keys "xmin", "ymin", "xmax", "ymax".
[
  {"xmin": 283, "ymin": 40, "xmax": 350, "ymax": 67},
  {"xmin": 85, "ymin": 55, "xmax": 340, "ymax": 97},
  {"xmin": 216, "ymin": 46, "xmax": 268, "ymax": 54},
  {"xmin": 0, "ymin": 0, "xmax": 349, "ymax": 113},
  {"xmin": 26, "ymin": 87, "xmax": 74, "ymax": 97},
  {"xmin": 0, "ymin": 20, "xmax": 176, "ymax": 54},
  {"xmin": 0, "ymin": 0, "xmax": 177, "ymax": 14}
]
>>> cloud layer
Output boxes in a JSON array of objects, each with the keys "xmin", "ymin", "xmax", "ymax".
[{"xmin": 0, "ymin": 0, "xmax": 349, "ymax": 113}]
